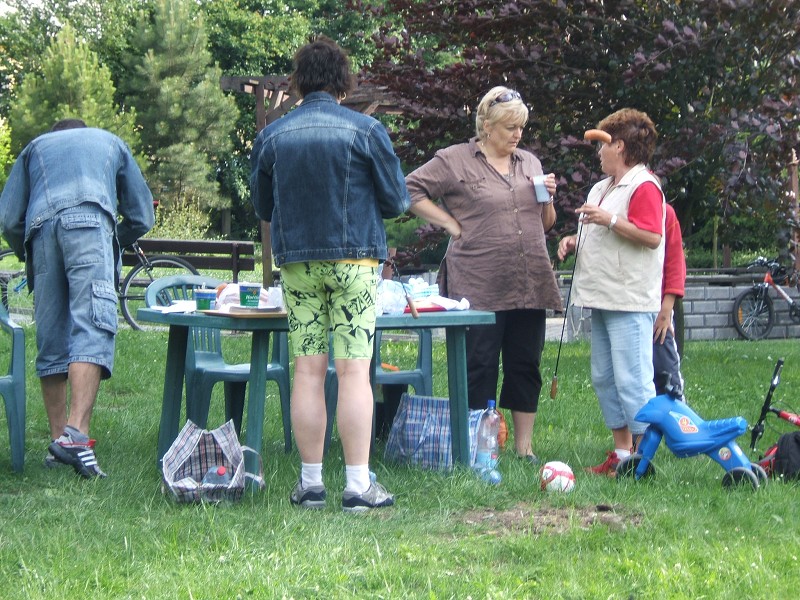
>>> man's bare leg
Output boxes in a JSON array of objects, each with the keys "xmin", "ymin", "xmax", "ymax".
[
  {"xmin": 41, "ymin": 374, "xmax": 68, "ymax": 440},
  {"xmin": 65, "ymin": 362, "xmax": 102, "ymax": 435},
  {"xmin": 45, "ymin": 363, "xmax": 106, "ymax": 478}
]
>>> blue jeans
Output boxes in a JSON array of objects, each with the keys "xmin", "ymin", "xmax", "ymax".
[
  {"xmin": 31, "ymin": 205, "xmax": 117, "ymax": 378},
  {"xmin": 590, "ymin": 309, "xmax": 656, "ymax": 435}
]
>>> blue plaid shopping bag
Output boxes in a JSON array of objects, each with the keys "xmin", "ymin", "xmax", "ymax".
[{"xmin": 384, "ymin": 393, "xmax": 482, "ymax": 471}]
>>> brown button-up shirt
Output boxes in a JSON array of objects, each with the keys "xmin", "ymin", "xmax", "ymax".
[{"xmin": 405, "ymin": 138, "xmax": 562, "ymax": 312}]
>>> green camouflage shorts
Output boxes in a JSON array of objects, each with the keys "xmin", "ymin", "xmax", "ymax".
[{"xmin": 280, "ymin": 261, "xmax": 378, "ymax": 359}]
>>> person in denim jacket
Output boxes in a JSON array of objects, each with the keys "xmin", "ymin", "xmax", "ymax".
[
  {"xmin": 250, "ymin": 37, "xmax": 410, "ymax": 512},
  {"xmin": 0, "ymin": 119, "xmax": 154, "ymax": 478}
]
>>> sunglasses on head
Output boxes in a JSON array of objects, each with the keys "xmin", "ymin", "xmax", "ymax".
[{"xmin": 489, "ymin": 90, "xmax": 522, "ymax": 107}]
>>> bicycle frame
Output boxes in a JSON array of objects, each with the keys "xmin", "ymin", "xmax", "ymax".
[
  {"xmin": 750, "ymin": 358, "xmax": 800, "ymax": 454},
  {"xmin": 761, "ymin": 270, "xmax": 798, "ymax": 308}
]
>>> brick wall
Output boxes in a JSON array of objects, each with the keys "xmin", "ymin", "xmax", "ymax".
[{"xmin": 683, "ymin": 279, "xmax": 800, "ymax": 340}]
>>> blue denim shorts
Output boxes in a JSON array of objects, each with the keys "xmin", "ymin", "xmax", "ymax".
[
  {"xmin": 590, "ymin": 309, "xmax": 656, "ymax": 435},
  {"xmin": 30, "ymin": 205, "xmax": 117, "ymax": 379}
]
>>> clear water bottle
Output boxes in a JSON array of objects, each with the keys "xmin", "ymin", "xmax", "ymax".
[
  {"xmin": 474, "ymin": 400, "xmax": 502, "ymax": 484},
  {"xmin": 201, "ymin": 465, "xmax": 231, "ymax": 486}
]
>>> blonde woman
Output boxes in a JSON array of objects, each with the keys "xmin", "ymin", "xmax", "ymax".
[{"xmin": 406, "ymin": 86, "xmax": 562, "ymax": 464}]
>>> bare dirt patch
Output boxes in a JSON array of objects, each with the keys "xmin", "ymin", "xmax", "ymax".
[{"xmin": 461, "ymin": 503, "xmax": 643, "ymax": 535}]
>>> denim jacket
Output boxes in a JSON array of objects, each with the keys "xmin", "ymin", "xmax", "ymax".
[
  {"xmin": 250, "ymin": 92, "xmax": 410, "ymax": 266},
  {"xmin": 0, "ymin": 127, "xmax": 154, "ymax": 268}
]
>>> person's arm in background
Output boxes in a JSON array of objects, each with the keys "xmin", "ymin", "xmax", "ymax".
[
  {"xmin": 115, "ymin": 141, "xmax": 155, "ymax": 247},
  {"xmin": 406, "ymin": 153, "xmax": 462, "ymax": 239},
  {"xmin": 367, "ymin": 122, "xmax": 411, "ymax": 218},
  {"xmin": 655, "ymin": 204, "xmax": 686, "ymax": 343},
  {"xmin": 0, "ymin": 149, "xmax": 31, "ymax": 260},
  {"xmin": 249, "ymin": 131, "xmax": 276, "ymax": 223},
  {"xmin": 575, "ymin": 181, "xmax": 663, "ymax": 249}
]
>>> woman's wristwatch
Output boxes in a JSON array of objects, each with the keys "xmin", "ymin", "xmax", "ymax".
[{"xmin": 608, "ymin": 214, "xmax": 618, "ymax": 230}]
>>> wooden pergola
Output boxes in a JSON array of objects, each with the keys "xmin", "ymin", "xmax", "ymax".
[{"xmin": 221, "ymin": 75, "xmax": 401, "ymax": 285}]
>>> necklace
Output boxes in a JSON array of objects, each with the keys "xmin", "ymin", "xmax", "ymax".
[{"xmin": 480, "ymin": 141, "xmax": 512, "ymax": 176}]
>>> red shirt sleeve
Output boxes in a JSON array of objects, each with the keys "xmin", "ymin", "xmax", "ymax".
[
  {"xmin": 627, "ymin": 181, "xmax": 663, "ymax": 235},
  {"xmin": 662, "ymin": 203, "xmax": 686, "ymax": 298}
]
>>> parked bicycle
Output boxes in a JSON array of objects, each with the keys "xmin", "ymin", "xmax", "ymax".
[
  {"xmin": 732, "ymin": 256, "xmax": 800, "ymax": 340},
  {"xmin": 0, "ymin": 241, "xmax": 198, "ymax": 330}
]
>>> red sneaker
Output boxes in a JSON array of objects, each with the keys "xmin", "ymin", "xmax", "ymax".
[{"xmin": 585, "ymin": 451, "xmax": 620, "ymax": 477}]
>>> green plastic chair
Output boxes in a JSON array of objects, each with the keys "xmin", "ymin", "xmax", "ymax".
[
  {"xmin": 0, "ymin": 303, "xmax": 26, "ymax": 472},
  {"xmin": 144, "ymin": 275, "xmax": 292, "ymax": 452}
]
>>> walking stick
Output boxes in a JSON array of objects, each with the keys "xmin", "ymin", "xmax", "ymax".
[
  {"xmin": 550, "ymin": 234, "xmax": 580, "ymax": 399},
  {"xmin": 551, "ymin": 127, "xmax": 612, "ymax": 398}
]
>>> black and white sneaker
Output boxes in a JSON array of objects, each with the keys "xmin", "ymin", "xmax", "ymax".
[
  {"xmin": 44, "ymin": 452, "xmax": 69, "ymax": 469},
  {"xmin": 289, "ymin": 480, "xmax": 327, "ymax": 509},
  {"xmin": 48, "ymin": 436, "xmax": 107, "ymax": 479},
  {"xmin": 341, "ymin": 481, "xmax": 394, "ymax": 513}
]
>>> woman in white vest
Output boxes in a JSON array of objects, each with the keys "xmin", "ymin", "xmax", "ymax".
[{"xmin": 557, "ymin": 108, "xmax": 665, "ymax": 477}]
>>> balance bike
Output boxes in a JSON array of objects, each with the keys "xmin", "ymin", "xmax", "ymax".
[{"xmin": 617, "ymin": 384, "xmax": 766, "ymax": 489}]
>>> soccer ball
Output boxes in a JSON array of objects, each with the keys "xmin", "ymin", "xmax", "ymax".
[{"xmin": 540, "ymin": 461, "xmax": 576, "ymax": 493}]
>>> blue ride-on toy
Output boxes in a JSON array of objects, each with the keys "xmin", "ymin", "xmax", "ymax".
[{"xmin": 616, "ymin": 380, "xmax": 767, "ymax": 489}]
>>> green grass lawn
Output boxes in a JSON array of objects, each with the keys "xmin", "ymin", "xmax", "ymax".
[{"xmin": 1, "ymin": 326, "xmax": 799, "ymax": 599}]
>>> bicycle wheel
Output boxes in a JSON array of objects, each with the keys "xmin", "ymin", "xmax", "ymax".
[
  {"xmin": 0, "ymin": 249, "xmax": 33, "ymax": 322},
  {"xmin": 733, "ymin": 288, "xmax": 774, "ymax": 340},
  {"xmin": 120, "ymin": 255, "xmax": 198, "ymax": 330}
]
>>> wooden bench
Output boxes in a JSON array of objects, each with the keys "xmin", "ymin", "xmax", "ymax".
[{"xmin": 122, "ymin": 239, "xmax": 256, "ymax": 283}]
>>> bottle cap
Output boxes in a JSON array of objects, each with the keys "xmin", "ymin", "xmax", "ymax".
[
  {"xmin": 487, "ymin": 399, "xmax": 496, "ymax": 409},
  {"xmin": 216, "ymin": 466, "xmax": 227, "ymax": 476}
]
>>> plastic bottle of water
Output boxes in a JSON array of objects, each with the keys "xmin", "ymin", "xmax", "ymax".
[
  {"xmin": 201, "ymin": 465, "xmax": 231, "ymax": 486},
  {"xmin": 474, "ymin": 400, "xmax": 502, "ymax": 485}
]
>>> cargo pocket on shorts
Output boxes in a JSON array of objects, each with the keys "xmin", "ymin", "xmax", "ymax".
[{"xmin": 92, "ymin": 280, "xmax": 118, "ymax": 335}]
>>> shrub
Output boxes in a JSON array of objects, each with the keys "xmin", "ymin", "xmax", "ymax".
[{"xmin": 147, "ymin": 199, "xmax": 211, "ymax": 240}]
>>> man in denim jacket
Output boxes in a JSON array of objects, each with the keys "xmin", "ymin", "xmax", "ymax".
[
  {"xmin": 0, "ymin": 119, "xmax": 154, "ymax": 478},
  {"xmin": 251, "ymin": 37, "xmax": 410, "ymax": 512}
]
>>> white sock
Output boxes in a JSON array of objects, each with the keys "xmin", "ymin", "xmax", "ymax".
[
  {"xmin": 300, "ymin": 462, "xmax": 323, "ymax": 488},
  {"xmin": 344, "ymin": 464, "xmax": 371, "ymax": 494},
  {"xmin": 615, "ymin": 448, "xmax": 631, "ymax": 460}
]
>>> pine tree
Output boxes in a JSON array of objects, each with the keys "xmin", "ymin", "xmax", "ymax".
[
  {"xmin": 124, "ymin": 0, "xmax": 238, "ymax": 212},
  {"xmin": 9, "ymin": 24, "xmax": 138, "ymax": 155}
]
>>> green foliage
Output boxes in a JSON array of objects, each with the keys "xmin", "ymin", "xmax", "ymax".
[
  {"xmin": 363, "ymin": 0, "xmax": 800, "ymax": 258},
  {"xmin": 0, "ymin": 1, "xmax": 146, "ymax": 115},
  {"xmin": 0, "ymin": 2, "xmax": 53, "ymax": 117},
  {"xmin": 199, "ymin": 0, "xmax": 311, "ymax": 75},
  {"xmin": 0, "ymin": 117, "xmax": 10, "ymax": 189},
  {"xmin": 147, "ymin": 198, "xmax": 212, "ymax": 240},
  {"xmin": 123, "ymin": 0, "xmax": 238, "ymax": 214},
  {"xmin": 197, "ymin": 0, "xmax": 396, "ymax": 239},
  {"xmin": 198, "ymin": 0, "xmax": 311, "ymax": 239},
  {"xmin": 8, "ymin": 24, "xmax": 139, "ymax": 154}
]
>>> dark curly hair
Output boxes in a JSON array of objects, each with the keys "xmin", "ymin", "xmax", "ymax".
[
  {"xmin": 290, "ymin": 36, "xmax": 354, "ymax": 99},
  {"xmin": 597, "ymin": 108, "xmax": 658, "ymax": 166},
  {"xmin": 50, "ymin": 118, "xmax": 87, "ymax": 132}
]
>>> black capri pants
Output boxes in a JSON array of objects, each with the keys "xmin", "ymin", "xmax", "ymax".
[{"xmin": 465, "ymin": 308, "xmax": 547, "ymax": 413}]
